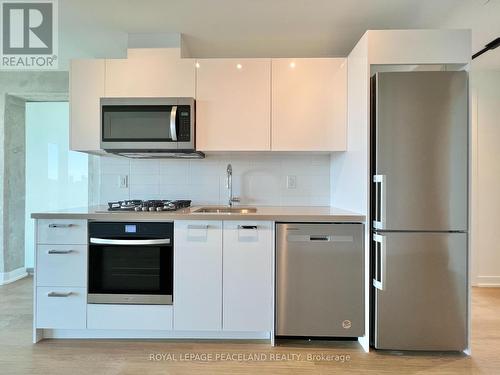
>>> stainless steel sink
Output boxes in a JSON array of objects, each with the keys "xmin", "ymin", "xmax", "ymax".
[{"xmin": 193, "ymin": 207, "xmax": 257, "ymax": 214}]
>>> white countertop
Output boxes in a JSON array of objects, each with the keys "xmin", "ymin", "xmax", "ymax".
[{"xmin": 31, "ymin": 205, "xmax": 365, "ymax": 222}]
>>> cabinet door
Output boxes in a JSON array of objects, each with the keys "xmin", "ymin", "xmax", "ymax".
[
  {"xmin": 105, "ymin": 48, "xmax": 195, "ymax": 97},
  {"xmin": 69, "ymin": 59, "xmax": 105, "ymax": 153},
  {"xmin": 271, "ymin": 58, "xmax": 347, "ymax": 151},
  {"xmin": 223, "ymin": 221, "xmax": 273, "ymax": 332},
  {"xmin": 196, "ymin": 59, "xmax": 271, "ymax": 151},
  {"xmin": 174, "ymin": 221, "xmax": 222, "ymax": 331}
]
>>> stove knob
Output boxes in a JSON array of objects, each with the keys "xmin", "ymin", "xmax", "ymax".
[
  {"xmin": 149, "ymin": 207, "xmax": 155, "ymax": 212},
  {"xmin": 156, "ymin": 207, "xmax": 163, "ymax": 212},
  {"xmin": 142, "ymin": 206, "xmax": 148, "ymax": 212},
  {"xmin": 135, "ymin": 207, "xmax": 141, "ymax": 212}
]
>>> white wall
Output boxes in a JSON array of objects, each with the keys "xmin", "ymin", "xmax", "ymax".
[
  {"xmin": 94, "ymin": 153, "xmax": 331, "ymax": 207},
  {"xmin": 470, "ymin": 70, "xmax": 500, "ymax": 286}
]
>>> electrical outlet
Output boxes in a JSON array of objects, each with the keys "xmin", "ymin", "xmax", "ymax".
[
  {"xmin": 286, "ymin": 175, "xmax": 297, "ymax": 189},
  {"xmin": 118, "ymin": 175, "xmax": 129, "ymax": 189}
]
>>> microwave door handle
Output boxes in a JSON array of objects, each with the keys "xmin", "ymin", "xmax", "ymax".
[{"xmin": 170, "ymin": 105, "xmax": 178, "ymax": 141}]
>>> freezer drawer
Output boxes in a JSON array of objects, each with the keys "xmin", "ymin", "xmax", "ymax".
[
  {"xmin": 276, "ymin": 223, "xmax": 364, "ymax": 337},
  {"xmin": 373, "ymin": 231, "xmax": 467, "ymax": 351}
]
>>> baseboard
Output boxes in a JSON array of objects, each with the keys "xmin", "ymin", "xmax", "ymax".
[
  {"xmin": 0, "ymin": 267, "xmax": 28, "ymax": 285},
  {"xmin": 474, "ymin": 276, "xmax": 500, "ymax": 287},
  {"xmin": 40, "ymin": 329, "xmax": 271, "ymax": 340}
]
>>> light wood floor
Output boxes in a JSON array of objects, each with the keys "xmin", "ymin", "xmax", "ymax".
[{"xmin": 1, "ymin": 277, "xmax": 500, "ymax": 375}]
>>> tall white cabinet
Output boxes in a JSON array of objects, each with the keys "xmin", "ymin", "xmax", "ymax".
[
  {"xmin": 195, "ymin": 59, "xmax": 272, "ymax": 151},
  {"xmin": 271, "ymin": 58, "xmax": 347, "ymax": 151}
]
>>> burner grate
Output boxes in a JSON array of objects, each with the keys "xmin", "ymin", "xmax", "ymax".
[{"xmin": 107, "ymin": 199, "xmax": 191, "ymax": 212}]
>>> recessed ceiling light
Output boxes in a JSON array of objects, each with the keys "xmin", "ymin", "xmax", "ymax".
[
  {"xmin": 289, "ymin": 62, "xmax": 296, "ymax": 68},
  {"xmin": 195, "ymin": 62, "xmax": 200, "ymax": 68},
  {"xmin": 236, "ymin": 64, "xmax": 243, "ymax": 70}
]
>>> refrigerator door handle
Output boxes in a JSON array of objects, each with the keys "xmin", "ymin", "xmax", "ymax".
[
  {"xmin": 373, "ymin": 175, "xmax": 386, "ymax": 229},
  {"xmin": 373, "ymin": 233, "xmax": 386, "ymax": 291}
]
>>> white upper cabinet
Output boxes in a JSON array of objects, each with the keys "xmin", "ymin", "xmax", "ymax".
[
  {"xmin": 195, "ymin": 58, "xmax": 271, "ymax": 151},
  {"xmin": 69, "ymin": 59, "xmax": 105, "ymax": 153},
  {"xmin": 271, "ymin": 58, "xmax": 347, "ymax": 151},
  {"xmin": 105, "ymin": 48, "xmax": 196, "ymax": 97},
  {"xmin": 70, "ymin": 53, "xmax": 348, "ymax": 154}
]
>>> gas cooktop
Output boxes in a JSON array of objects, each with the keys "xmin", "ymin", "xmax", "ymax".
[{"xmin": 107, "ymin": 199, "xmax": 191, "ymax": 212}]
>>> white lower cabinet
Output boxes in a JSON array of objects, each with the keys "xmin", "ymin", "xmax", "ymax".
[
  {"xmin": 87, "ymin": 304, "xmax": 173, "ymax": 330},
  {"xmin": 173, "ymin": 221, "xmax": 223, "ymax": 331},
  {"xmin": 34, "ymin": 219, "xmax": 274, "ymax": 338},
  {"xmin": 36, "ymin": 287, "xmax": 86, "ymax": 329},
  {"xmin": 173, "ymin": 220, "xmax": 273, "ymax": 333},
  {"xmin": 222, "ymin": 221, "xmax": 273, "ymax": 331}
]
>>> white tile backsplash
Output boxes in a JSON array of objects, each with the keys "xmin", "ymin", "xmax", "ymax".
[{"xmin": 94, "ymin": 153, "xmax": 331, "ymax": 206}]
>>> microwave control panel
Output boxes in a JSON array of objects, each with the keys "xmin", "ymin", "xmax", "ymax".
[{"xmin": 177, "ymin": 105, "xmax": 191, "ymax": 142}]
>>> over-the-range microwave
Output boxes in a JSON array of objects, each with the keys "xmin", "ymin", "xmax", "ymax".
[{"xmin": 100, "ymin": 97, "xmax": 204, "ymax": 159}]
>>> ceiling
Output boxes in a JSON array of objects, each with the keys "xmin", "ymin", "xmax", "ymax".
[{"xmin": 58, "ymin": 0, "xmax": 500, "ymax": 70}]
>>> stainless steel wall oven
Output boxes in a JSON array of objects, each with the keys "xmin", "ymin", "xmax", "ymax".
[{"xmin": 88, "ymin": 222, "xmax": 173, "ymax": 305}]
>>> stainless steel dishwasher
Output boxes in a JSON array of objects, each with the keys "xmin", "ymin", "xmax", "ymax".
[{"xmin": 276, "ymin": 223, "xmax": 364, "ymax": 338}]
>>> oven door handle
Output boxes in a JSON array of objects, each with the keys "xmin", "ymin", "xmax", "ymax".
[{"xmin": 89, "ymin": 238, "xmax": 171, "ymax": 246}]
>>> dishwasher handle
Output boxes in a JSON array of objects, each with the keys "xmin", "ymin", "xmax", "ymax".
[
  {"xmin": 309, "ymin": 235, "xmax": 330, "ymax": 241},
  {"xmin": 286, "ymin": 234, "xmax": 354, "ymax": 242}
]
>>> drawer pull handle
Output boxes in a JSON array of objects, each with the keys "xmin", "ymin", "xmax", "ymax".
[
  {"xmin": 47, "ymin": 291, "xmax": 73, "ymax": 297},
  {"xmin": 187, "ymin": 225, "xmax": 209, "ymax": 230},
  {"xmin": 47, "ymin": 249, "xmax": 74, "ymax": 255},
  {"xmin": 238, "ymin": 225, "xmax": 257, "ymax": 230},
  {"xmin": 48, "ymin": 223, "xmax": 74, "ymax": 228}
]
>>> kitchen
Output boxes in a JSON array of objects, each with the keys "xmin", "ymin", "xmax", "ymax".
[{"xmin": 1, "ymin": 1, "xmax": 500, "ymax": 374}]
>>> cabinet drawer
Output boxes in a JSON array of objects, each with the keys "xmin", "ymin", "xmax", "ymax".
[
  {"xmin": 37, "ymin": 219, "xmax": 87, "ymax": 244},
  {"xmin": 87, "ymin": 304, "xmax": 173, "ymax": 330},
  {"xmin": 36, "ymin": 287, "xmax": 86, "ymax": 329},
  {"xmin": 36, "ymin": 244, "xmax": 87, "ymax": 287}
]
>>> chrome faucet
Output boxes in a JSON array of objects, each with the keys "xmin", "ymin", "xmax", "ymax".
[{"xmin": 226, "ymin": 164, "xmax": 240, "ymax": 207}]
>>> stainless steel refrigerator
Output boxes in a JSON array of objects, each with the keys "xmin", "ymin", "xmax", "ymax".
[{"xmin": 370, "ymin": 71, "xmax": 468, "ymax": 351}]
